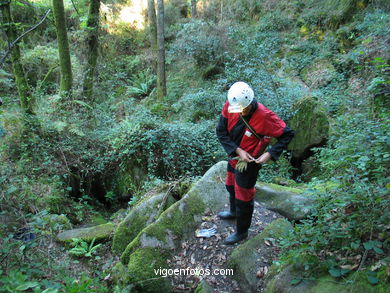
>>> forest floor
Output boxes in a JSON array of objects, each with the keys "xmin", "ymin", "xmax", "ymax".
[{"xmin": 169, "ymin": 202, "xmax": 283, "ymax": 292}]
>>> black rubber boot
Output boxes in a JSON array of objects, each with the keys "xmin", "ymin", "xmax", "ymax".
[
  {"xmin": 224, "ymin": 199, "xmax": 254, "ymax": 245},
  {"xmin": 218, "ymin": 188, "xmax": 236, "ymax": 220}
]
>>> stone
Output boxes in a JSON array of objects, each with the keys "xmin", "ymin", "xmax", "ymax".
[
  {"xmin": 112, "ymin": 190, "xmax": 175, "ymax": 254},
  {"xmin": 288, "ymin": 96, "xmax": 330, "ymax": 159},
  {"xmin": 114, "ymin": 161, "xmax": 229, "ymax": 292},
  {"xmin": 228, "ymin": 219, "xmax": 293, "ymax": 292},
  {"xmin": 255, "ymin": 182, "xmax": 314, "ymax": 221},
  {"xmin": 56, "ymin": 222, "xmax": 115, "ymax": 243}
]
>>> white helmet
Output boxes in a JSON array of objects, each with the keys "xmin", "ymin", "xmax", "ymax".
[{"xmin": 227, "ymin": 81, "xmax": 254, "ymax": 113}]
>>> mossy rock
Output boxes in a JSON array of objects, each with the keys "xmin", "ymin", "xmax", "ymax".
[
  {"xmin": 57, "ymin": 222, "xmax": 115, "ymax": 243},
  {"xmin": 265, "ymin": 265, "xmax": 390, "ymax": 293},
  {"xmin": 255, "ymin": 182, "xmax": 314, "ymax": 221},
  {"xmin": 120, "ymin": 191, "xmax": 207, "ymax": 264},
  {"xmin": 288, "ymin": 96, "xmax": 330, "ymax": 159},
  {"xmin": 114, "ymin": 162, "xmax": 229, "ymax": 291},
  {"xmin": 228, "ymin": 219, "xmax": 293, "ymax": 292},
  {"xmin": 126, "ymin": 247, "xmax": 171, "ymax": 293},
  {"xmin": 112, "ymin": 190, "xmax": 174, "ymax": 254}
]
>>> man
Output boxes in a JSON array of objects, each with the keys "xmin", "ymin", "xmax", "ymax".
[{"xmin": 216, "ymin": 81, "xmax": 294, "ymax": 245}]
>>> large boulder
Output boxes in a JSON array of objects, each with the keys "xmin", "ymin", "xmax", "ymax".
[
  {"xmin": 255, "ymin": 182, "xmax": 314, "ymax": 221},
  {"xmin": 112, "ymin": 189, "xmax": 176, "ymax": 254},
  {"xmin": 288, "ymin": 96, "xmax": 330, "ymax": 159},
  {"xmin": 228, "ymin": 219, "xmax": 293, "ymax": 292},
  {"xmin": 57, "ymin": 223, "xmax": 115, "ymax": 243},
  {"xmin": 113, "ymin": 161, "xmax": 229, "ymax": 292}
]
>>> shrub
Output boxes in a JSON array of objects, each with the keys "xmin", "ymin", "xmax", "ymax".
[
  {"xmin": 107, "ymin": 108, "xmax": 225, "ymax": 179},
  {"xmin": 169, "ymin": 20, "xmax": 230, "ymax": 67}
]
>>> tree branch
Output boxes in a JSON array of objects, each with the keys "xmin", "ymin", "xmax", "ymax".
[{"xmin": 0, "ymin": 9, "xmax": 51, "ymax": 68}]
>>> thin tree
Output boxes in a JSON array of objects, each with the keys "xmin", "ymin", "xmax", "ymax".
[
  {"xmin": 156, "ymin": 0, "xmax": 166, "ymax": 99},
  {"xmin": 147, "ymin": 0, "xmax": 157, "ymax": 50},
  {"xmin": 52, "ymin": 0, "xmax": 72, "ymax": 96},
  {"xmin": 191, "ymin": 0, "xmax": 197, "ymax": 18},
  {"xmin": 82, "ymin": 0, "xmax": 100, "ymax": 100},
  {"xmin": 0, "ymin": 0, "xmax": 33, "ymax": 114}
]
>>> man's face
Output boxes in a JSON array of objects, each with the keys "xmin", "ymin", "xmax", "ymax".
[{"xmin": 241, "ymin": 104, "xmax": 252, "ymax": 116}]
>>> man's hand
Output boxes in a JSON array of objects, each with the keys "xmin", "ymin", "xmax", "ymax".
[
  {"xmin": 236, "ymin": 147, "xmax": 254, "ymax": 162},
  {"xmin": 255, "ymin": 152, "xmax": 272, "ymax": 165}
]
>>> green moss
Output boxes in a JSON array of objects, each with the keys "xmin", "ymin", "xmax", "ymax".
[
  {"xmin": 257, "ymin": 181, "xmax": 304, "ymax": 194},
  {"xmin": 111, "ymin": 261, "xmax": 128, "ymax": 286},
  {"xmin": 120, "ymin": 192, "xmax": 206, "ymax": 264},
  {"xmin": 229, "ymin": 218, "xmax": 292, "ymax": 269},
  {"xmin": 147, "ymin": 192, "xmax": 206, "ymax": 240},
  {"xmin": 112, "ymin": 191, "xmax": 176, "ymax": 254},
  {"xmin": 112, "ymin": 207, "xmax": 152, "ymax": 254},
  {"xmin": 288, "ymin": 97, "xmax": 330, "ymax": 156},
  {"xmin": 126, "ymin": 247, "xmax": 171, "ymax": 293}
]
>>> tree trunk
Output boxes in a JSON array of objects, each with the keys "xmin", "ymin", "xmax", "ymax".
[
  {"xmin": 82, "ymin": 0, "xmax": 100, "ymax": 100},
  {"xmin": 191, "ymin": 0, "xmax": 197, "ymax": 18},
  {"xmin": 0, "ymin": 1, "xmax": 33, "ymax": 114},
  {"xmin": 52, "ymin": 0, "xmax": 72, "ymax": 95},
  {"xmin": 156, "ymin": 0, "xmax": 166, "ymax": 99},
  {"xmin": 147, "ymin": 0, "xmax": 157, "ymax": 50}
]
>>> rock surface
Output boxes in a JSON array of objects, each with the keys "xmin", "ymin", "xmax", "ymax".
[
  {"xmin": 112, "ymin": 190, "xmax": 175, "ymax": 254},
  {"xmin": 255, "ymin": 182, "xmax": 314, "ymax": 220},
  {"xmin": 57, "ymin": 222, "xmax": 115, "ymax": 243},
  {"xmin": 288, "ymin": 96, "xmax": 330, "ymax": 159},
  {"xmin": 114, "ymin": 161, "xmax": 229, "ymax": 292},
  {"xmin": 228, "ymin": 218, "xmax": 293, "ymax": 292}
]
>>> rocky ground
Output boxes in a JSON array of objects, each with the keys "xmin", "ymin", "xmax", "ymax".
[{"xmin": 169, "ymin": 201, "xmax": 283, "ymax": 292}]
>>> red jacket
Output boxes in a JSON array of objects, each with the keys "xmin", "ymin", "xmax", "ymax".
[{"xmin": 216, "ymin": 99, "xmax": 294, "ymax": 160}]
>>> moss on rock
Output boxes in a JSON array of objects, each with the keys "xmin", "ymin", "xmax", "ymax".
[
  {"xmin": 120, "ymin": 192, "xmax": 207, "ymax": 264},
  {"xmin": 126, "ymin": 247, "xmax": 171, "ymax": 293},
  {"xmin": 228, "ymin": 219, "xmax": 293, "ymax": 292},
  {"xmin": 112, "ymin": 191, "xmax": 171, "ymax": 254},
  {"xmin": 288, "ymin": 96, "xmax": 330, "ymax": 159},
  {"xmin": 56, "ymin": 222, "xmax": 115, "ymax": 243},
  {"xmin": 255, "ymin": 182, "xmax": 314, "ymax": 220}
]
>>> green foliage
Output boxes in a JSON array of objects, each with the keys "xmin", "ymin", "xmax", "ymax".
[
  {"xmin": 0, "ymin": 69, "xmax": 14, "ymax": 94},
  {"xmin": 127, "ymin": 69, "xmax": 156, "ymax": 99},
  {"xmin": 107, "ymin": 109, "xmax": 225, "ymax": 179},
  {"xmin": 172, "ymin": 88, "xmax": 225, "ymax": 122},
  {"xmin": 68, "ymin": 238, "xmax": 102, "ymax": 258},
  {"xmin": 317, "ymin": 112, "xmax": 389, "ymax": 182},
  {"xmin": 170, "ymin": 20, "xmax": 230, "ymax": 67},
  {"xmin": 21, "ymin": 45, "xmax": 59, "ymax": 88}
]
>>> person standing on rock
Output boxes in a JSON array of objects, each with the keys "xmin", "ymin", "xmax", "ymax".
[{"xmin": 216, "ymin": 81, "xmax": 295, "ymax": 245}]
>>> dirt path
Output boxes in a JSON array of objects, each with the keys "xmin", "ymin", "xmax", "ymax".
[{"xmin": 169, "ymin": 201, "xmax": 283, "ymax": 292}]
